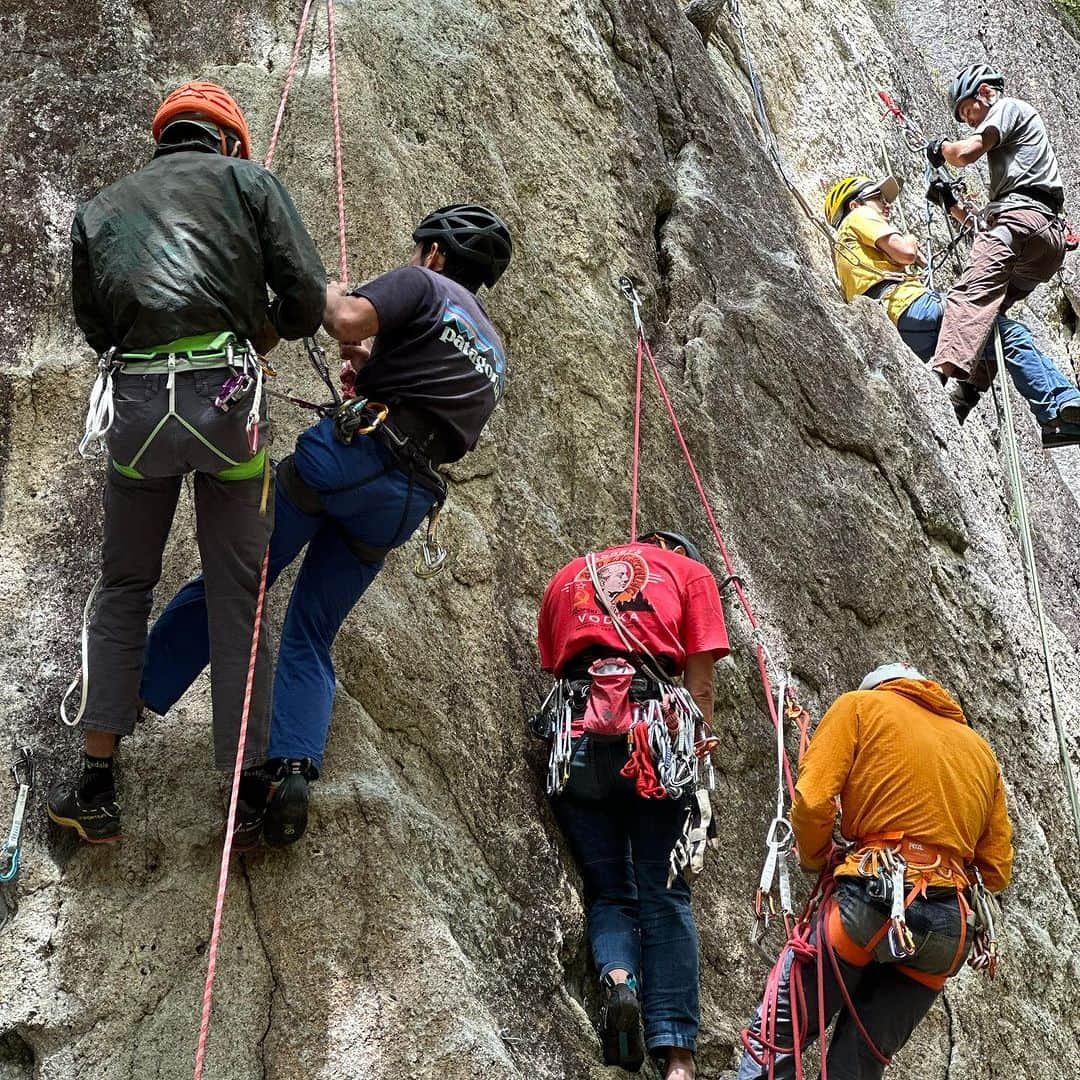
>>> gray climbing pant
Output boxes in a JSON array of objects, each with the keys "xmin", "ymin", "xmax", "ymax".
[{"xmin": 81, "ymin": 369, "xmax": 274, "ymax": 770}]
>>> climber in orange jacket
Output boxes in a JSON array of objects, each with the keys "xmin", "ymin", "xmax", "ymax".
[{"xmin": 738, "ymin": 663, "xmax": 1013, "ymax": 1080}]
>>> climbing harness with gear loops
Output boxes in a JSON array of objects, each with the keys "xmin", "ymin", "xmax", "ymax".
[{"xmin": 0, "ymin": 748, "xmax": 33, "ymax": 885}]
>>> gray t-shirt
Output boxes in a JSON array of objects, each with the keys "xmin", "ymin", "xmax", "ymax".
[{"xmin": 975, "ymin": 96, "xmax": 1063, "ymax": 216}]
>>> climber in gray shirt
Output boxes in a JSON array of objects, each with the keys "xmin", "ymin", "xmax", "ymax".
[{"xmin": 921, "ymin": 64, "xmax": 1070, "ymax": 420}]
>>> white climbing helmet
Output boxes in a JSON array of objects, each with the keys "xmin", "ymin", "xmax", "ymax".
[{"xmin": 859, "ymin": 662, "xmax": 926, "ymax": 690}]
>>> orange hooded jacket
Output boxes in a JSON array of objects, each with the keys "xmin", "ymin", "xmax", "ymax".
[{"xmin": 791, "ymin": 678, "xmax": 1013, "ymax": 891}]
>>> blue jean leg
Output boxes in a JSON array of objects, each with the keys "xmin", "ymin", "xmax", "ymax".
[
  {"xmin": 551, "ymin": 791, "xmax": 642, "ymax": 981},
  {"xmin": 139, "ymin": 481, "xmax": 320, "ymax": 714},
  {"xmin": 629, "ymin": 804, "xmax": 699, "ymax": 1051},
  {"xmin": 897, "ymin": 291, "xmax": 1080, "ymax": 424},
  {"xmin": 265, "ymin": 524, "xmax": 383, "ymax": 764},
  {"xmin": 995, "ymin": 314, "xmax": 1080, "ymax": 425},
  {"xmin": 552, "ymin": 738, "xmax": 699, "ymax": 1053}
]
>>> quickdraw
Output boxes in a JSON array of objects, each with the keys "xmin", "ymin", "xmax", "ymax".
[
  {"xmin": 967, "ymin": 864, "xmax": 1001, "ymax": 978},
  {"xmin": 0, "ymin": 748, "xmax": 34, "ymax": 884},
  {"xmin": 414, "ymin": 504, "xmax": 448, "ymax": 580},
  {"xmin": 752, "ymin": 680, "xmax": 805, "ymax": 951}
]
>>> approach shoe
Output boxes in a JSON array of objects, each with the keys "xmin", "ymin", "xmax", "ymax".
[
  {"xmin": 1042, "ymin": 422, "xmax": 1080, "ymax": 449},
  {"xmin": 599, "ymin": 973, "xmax": 645, "ymax": 1072},
  {"xmin": 47, "ymin": 785, "xmax": 121, "ymax": 843},
  {"xmin": 263, "ymin": 759, "xmax": 316, "ymax": 847}
]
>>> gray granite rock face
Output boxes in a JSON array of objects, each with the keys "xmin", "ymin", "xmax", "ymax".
[{"xmin": 0, "ymin": 0, "xmax": 1078, "ymax": 1076}]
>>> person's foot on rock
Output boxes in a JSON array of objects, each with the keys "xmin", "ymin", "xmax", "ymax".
[
  {"xmin": 264, "ymin": 758, "xmax": 317, "ymax": 847},
  {"xmin": 663, "ymin": 1047, "xmax": 695, "ymax": 1080},
  {"xmin": 599, "ymin": 970, "xmax": 645, "ymax": 1072}
]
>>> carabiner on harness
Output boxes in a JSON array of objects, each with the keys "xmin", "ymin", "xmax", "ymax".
[
  {"xmin": 0, "ymin": 748, "xmax": 34, "ymax": 884},
  {"xmin": 78, "ymin": 347, "xmax": 119, "ymax": 457},
  {"xmin": 332, "ymin": 397, "xmax": 390, "ymax": 445},
  {"xmin": 414, "ymin": 504, "xmax": 448, "ymax": 580}
]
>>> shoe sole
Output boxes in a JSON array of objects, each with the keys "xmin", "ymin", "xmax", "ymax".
[
  {"xmin": 264, "ymin": 778, "xmax": 308, "ymax": 847},
  {"xmin": 602, "ymin": 996, "xmax": 645, "ymax": 1072},
  {"xmin": 47, "ymin": 808, "xmax": 122, "ymax": 844}
]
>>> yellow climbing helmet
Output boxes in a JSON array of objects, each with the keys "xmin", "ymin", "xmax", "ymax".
[{"xmin": 824, "ymin": 175, "xmax": 901, "ymax": 228}]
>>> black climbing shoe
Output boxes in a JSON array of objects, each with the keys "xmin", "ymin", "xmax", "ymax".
[
  {"xmin": 264, "ymin": 759, "xmax": 316, "ymax": 847},
  {"xmin": 1042, "ymin": 422, "xmax": 1080, "ymax": 448},
  {"xmin": 1057, "ymin": 400, "xmax": 1080, "ymax": 426},
  {"xmin": 948, "ymin": 381, "xmax": 982, "ymax": 425},
  {"xmin": 599, "ymin": 973, "xmax": 645, "ymax": 1072},
  {"xmin": 47, "ymin": 785, "xmax": 121, "ymax": 843},
  {"xmin": 231, "ymin": 767, "xmax": 272, "ymax": 852}
]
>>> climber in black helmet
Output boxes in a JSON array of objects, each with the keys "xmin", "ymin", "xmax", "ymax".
[
  {"xmin": 139, "ymin": 203, "xmax": 513, "ymax": 849},
  {"xmin": 924, "ymin": 64, "xmax": 1075, "ymax": 444}
]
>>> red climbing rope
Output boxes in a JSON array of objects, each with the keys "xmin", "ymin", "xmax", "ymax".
[
  {"xmin": 630, "ymin": 333, "xmax": 644, "ymax": 541},
  {"xmin": 622, "ymin": 279, "xmax": 796, "ymax": 799},
  {"xmin": 263, "ymin": 0, "xmax": 348, "ymax": 282},
  {"xmin": 192, "ymin": 549, "xmax": 271, "ymax": 1080},
  {"xmin": 325, "ymin": 0, "xmax": 348, "ymax": 282},
  {"xmin": 193, "ymin": 3, "xmax": 351, "ymax": 1071},
  {"xmin": 264, "ymin": 0, "xmax": 317, "ymax": 169}
]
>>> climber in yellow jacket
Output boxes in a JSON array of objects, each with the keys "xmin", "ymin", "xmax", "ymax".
[
  {"xmin": 826, "ymin": 174, "xmax": 1080, "ymax": 445},
  {"xmin": 738, "ymin": 663, "xmax": 1013, "ymax": 1080}
]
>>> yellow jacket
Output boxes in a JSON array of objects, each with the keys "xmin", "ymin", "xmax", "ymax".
[{"xmin": 791, "ymin": 679, "xmax": 1013, "ymax": 891}]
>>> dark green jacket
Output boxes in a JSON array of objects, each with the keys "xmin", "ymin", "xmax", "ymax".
[{"xmin": 70, "ymin": 142, "xmax": 326, "ymax": 353}]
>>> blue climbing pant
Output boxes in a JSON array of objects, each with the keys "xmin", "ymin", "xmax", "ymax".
[
  {"xmin": 552, "ymin": 736, "xmax": 699, "ymax": 1054},
  {"xmin": 896, "ymin": 289, "xmax": 1080, "ymax": 426},
  {"xmin": 140, "ymin": 417, "xmax": 437, "ymax": 767}
]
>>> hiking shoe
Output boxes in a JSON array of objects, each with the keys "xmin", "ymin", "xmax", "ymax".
[
  {"xmin": 1056, "ymin": 400, "xmax": 1080, "ymax": 426},
  {"xmin": 599, "ymin": 973, "xmax": 645, "ymax": 1072},
  {"xmin": 1042, "ymin": 422, "xmax": 1080, "ymax": 448},
  {"xmin": 948, "ymin": 381, "xmax": 981, "ymax": 425},
  {"xmin": 47, "ymin": 785, "xmax": 121, "ymax": 843},
  {"xmin": 263, "ymin": 759, "xmax": 315, "ymax": 847}
]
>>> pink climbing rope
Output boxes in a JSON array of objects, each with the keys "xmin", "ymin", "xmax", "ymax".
[
  {"xmin": 325, "ymin": 0, "xmax": 349, "ymax": 282},
  {"xmin": 629, "ymin": 333, "xmax": 644, "ymax": 541},
  {"xmin": 627, "ymin": 307, "xmax": 796, "ymax": 798},
  {"xmin": 192, "ymin": 550, "xmax": 271, "ymax": 1080},
  {"xmin": 264, "ymin": 0, "xmax": 317, "ymax": 169}
]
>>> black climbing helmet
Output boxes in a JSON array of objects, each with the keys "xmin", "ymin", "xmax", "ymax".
[
  {"xmin": 412, "ymin": 204, "xmax": 514, "ymax": 288},
  {"xmin": 637, "ymin": 530, "xmax": 704, "ymax": 563},
  {"xmin": 949, "ymin": 63, "xmax": 1005, "ymax": 121}
]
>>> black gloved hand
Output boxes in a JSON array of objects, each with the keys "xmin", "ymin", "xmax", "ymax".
[
  {"xmin": 926, "ymin": 179, "xmax": 958, "ymax": 210},
  {"xmin": 926, "ymin": 137, "xmax": 947, "ymax": 168}
]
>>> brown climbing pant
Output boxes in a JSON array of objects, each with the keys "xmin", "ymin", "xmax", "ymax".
[{"xmin": 933, "ymin": 207, "xmax": 1066, "ymax": 390}]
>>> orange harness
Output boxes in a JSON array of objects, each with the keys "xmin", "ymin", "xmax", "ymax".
[{"xmin": 826, "ymin": 834, "xmax": 971, "ymax": 991}]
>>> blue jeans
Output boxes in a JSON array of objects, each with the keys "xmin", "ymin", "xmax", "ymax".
[
  {"xmin": 896, "ymin": 290, "xmax": 1080, "ymax": 425},
  {"xmin": 551, "ymin": 736, "xmax": 699, "ymax": 1053},
  {"xmin": 140, "ymin": 417, "xmax": 436, "ymax": 767},
  {"xmin": 738, "ymin": 877, "xmax": 970, "ymax": 1080}
]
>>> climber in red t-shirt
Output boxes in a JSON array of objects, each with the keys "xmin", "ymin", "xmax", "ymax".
[{"xmin": 535, "ymin": 531, "xmax": 729, "ymax": 1080}]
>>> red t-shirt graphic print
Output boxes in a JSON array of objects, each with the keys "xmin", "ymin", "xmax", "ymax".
[{"xmin": 537, "ymin": 544, "xmax": 731, "ymax": 676}]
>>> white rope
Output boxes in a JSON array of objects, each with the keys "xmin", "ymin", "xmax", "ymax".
[
  {"xmin": 991, "ymin": 326, "xmax": 1080, "ymax": 853},
  {"xmin": 59, "ymin": 574, "xmax": 103, "ymax": 727}
]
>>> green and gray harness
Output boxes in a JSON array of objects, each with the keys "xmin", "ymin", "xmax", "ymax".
[{"xmin": 79, "ymin": 331, "xmax": 265, "ymax": 481}]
